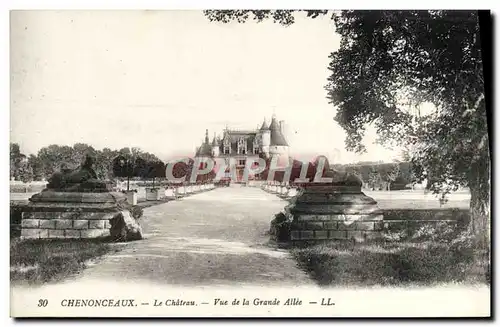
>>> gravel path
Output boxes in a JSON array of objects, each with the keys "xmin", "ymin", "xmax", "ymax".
[{"xmin": 73, "ymin": 185, "xmax": 315, "ymax": 287}]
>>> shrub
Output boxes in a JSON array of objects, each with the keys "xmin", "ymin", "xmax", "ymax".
[
  {"xmin": 130, "ymin": 206, "xmax": 143, "ymax": 220},
  {"xmin": 270, "ymin": 212, "xmax": 291, "ymax": 242},
  {"xmin": 10, "ymin": 205, "xmax": 23, "ymax": 238},
  {"xmin": 121, "ymin": 189, "xmax": 138, "ymax": 193}
]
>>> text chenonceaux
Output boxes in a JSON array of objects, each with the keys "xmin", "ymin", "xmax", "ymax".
[
  {"xmin": 165, "ymin": 156, "xmax": 335, "ymax": 184},
  {"xmin": 61, "ymin": 299, "xmax": 137, "ymax": 307},
  {"xmin": 59, "ymin": 297, "xmax": 335, "ymax": 307}
]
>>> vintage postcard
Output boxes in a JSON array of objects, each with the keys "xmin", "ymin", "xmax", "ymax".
[{"xmin": 10, "ymin": 10, "xmax": 491, "ymax": 318}]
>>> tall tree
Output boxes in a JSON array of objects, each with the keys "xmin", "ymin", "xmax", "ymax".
[
  {"xmin": 17, "ymin": 157, "xmax": 33, "ymax": 183},
  {"xmin": 205, "ymin": 10, "xmax": 490, "ymax": 250},
  {"xmin": 10, "ymin": 143, "xmax": 25, "ymax": 180},
  {"xmin": 140, "ymin": 160, "xmax": 166, "ymax": 188},
  {"xmin": 10, "ymin": 143, "xmax": 35, "ymax": 182},
  {"xmin": 112, "ymin": 154, "xmax": 146, "ymax": 191},
  {"xmin": 27, "ymin": 154, "xmax": 43, "ymax": 181},
  {"xmin": 386, "ymin": 164, "xmax": 401, "ymax": 191},
  {"xmin": 72, "ymin": 143, "xmax": 96, "ymax": 168},
  {"xmin": 368, "ymin": 167, "xmax": 382, "ymax": 190},
  {"xmin": 94, "ymin": 147, "xmax": 118, "ymax": 179},
  {"xmin": 327, "ymin": 11, "xmax": 489, "ymax": 249},
  {"xmin": 37, "ymin": 144, "xmax": 73, "ymax": 177}
]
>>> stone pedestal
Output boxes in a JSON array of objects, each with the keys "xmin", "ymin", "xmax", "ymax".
[
  {"xmin": 20, "ymin": 191, "xmax": 128, "ymax": 240},
  {"xmin": 146, "ymin": 188, "xmax": 163, "ymax": 201},
  {"xmin": 125, "ymin": 191, "xmax": 138, "ymax": 205},
  {"xmin": 284, "ymin": 184, "xmax": 384, "ymax": 243},
  {"xmin": 177, "ymin": 186, "xmax": 186, "ymax": 196},
  {"xmin": 165, "ymin": 188, "xmax": 176, "ymax": 199}
]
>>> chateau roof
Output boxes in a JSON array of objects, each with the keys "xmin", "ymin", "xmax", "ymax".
[
  {"xmin": 224, "ymin": 130, "xmax": 257, "ymax": 143},
  {"xmin": 259, "ymin": 118, "xmax": 269, "ymax": 130},
  {"xmin": 227, "ymin": 130, "xmax": 257, "ymax": 135},
  {"xmin": 269, "ymin": 117, "xmax": 288, "ymax": 146},
  {"xmin": 196, "ymin": 142, "xmax": 212, "ymax": 156}
]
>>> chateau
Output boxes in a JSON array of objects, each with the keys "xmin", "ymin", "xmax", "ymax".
[{"xmin": 195, "ymin": 115, "xmax": 290, "ymax": 180}]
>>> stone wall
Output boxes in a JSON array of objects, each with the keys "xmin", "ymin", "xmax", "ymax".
[
  {"xmin": 288, "ymin": 218, "xmax": 459, "ymax": 244},
  {"xmin": 20, "ymin": 211, "xmax": 114, "ymax": 239},
  {"xmin": 290, "ymin": 215, "xmax": 384, "ymax": 243},
  {"xmin": 264, "ymin": 182, "xmax": 466, "ymax": 244}
]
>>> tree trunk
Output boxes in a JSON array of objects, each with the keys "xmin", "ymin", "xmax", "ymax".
[
  {"xmin": 467, "ymin": 153, "xmax": 490, "ymax": 255},
  {"xmin": 468, "ymin": 181, "xmax": 490, "ymax": 251},
  {"xmin": 127, "ymin": 176, "xmax": 130, "ymax": 191}
]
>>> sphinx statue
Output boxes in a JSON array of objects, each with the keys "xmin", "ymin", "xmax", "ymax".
[
  {"xmin": 23, "ymin": 154, "xmax": 143, "ymax": 241},
  {"xmin": 312, "ymin": 155, "xmax": 363, "ymax": 187},
  {"xmin": 273, "ymin": 155, "xmax": 383, "ymax": 244},
  {"xmin": 46, "ymin": 154, "xmax": 113, "ymax": 192}
]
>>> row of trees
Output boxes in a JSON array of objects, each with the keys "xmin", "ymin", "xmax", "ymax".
[
  {"xmin": 113, "ymin": 156, "xmax": 217, "ymax": 190},
  {"xmin": 10, "ymin": 143, "xmax": 218, "ymax": 187},
  {"xmin": 10, "ymin": 142, "xmax": 163, "ymax": 183},
  {"xmin": 340, "ymin": 161, "xmax": 417, "ymax": 191},
  {"xmin": 256, "ymin": 157, "xmax": 415, "ymax": 191}
]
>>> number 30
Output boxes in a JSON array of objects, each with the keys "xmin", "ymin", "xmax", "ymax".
[{"xmin": 38, "ymin": 299, "xmax": 48, "ymax": 307}]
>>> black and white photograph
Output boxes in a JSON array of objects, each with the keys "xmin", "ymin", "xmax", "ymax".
[{"xmin": 8, "ymin": 8, "xmax": 491, "ymax": 318}]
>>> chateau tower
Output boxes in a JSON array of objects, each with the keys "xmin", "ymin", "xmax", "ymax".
[
  {"xmin": 204, "ymin": 129, "xmax": 209, "ymax": 144},
  {"xmin": 259, "ymin": 117, "xmax": 271, "ymax": 158},
  {"xmin": 268, "ymin": 114, "xmax": 289, "ymax": 164},
  {"xmin": 211, "ymin": 133, "xmax": 219, "ymax": 157}
]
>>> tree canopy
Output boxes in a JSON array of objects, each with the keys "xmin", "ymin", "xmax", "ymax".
[
  {"xmin": 11, "ymin": 143, "xmax": 163, "ymax": 184},
  {"xmin": 204, "ymin": 10, "xmax": 491, "ymax": 248}
]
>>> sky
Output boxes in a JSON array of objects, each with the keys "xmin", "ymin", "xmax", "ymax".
[{"xmin": 10, "ymin": 10, "xmax": 402, "ymax": 164}]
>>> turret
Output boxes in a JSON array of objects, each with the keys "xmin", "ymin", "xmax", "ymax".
[
  {"xmin": 259, "ymin": 117, "xmax": 269, "ymax": 131},
  {"xmin": 211, "ymin": 133, "xmax": 219, "ymax": 157},
  {"xmin": 269, "ymin": 115, "xmax": 289, "ymax": 164},
  {"xmin": 260, "ymin": 117, "xmax": 271, "ymax": 157},
  {"xmin": 204, "ymin": 129, "xmax": 210, "ymax": 145}
]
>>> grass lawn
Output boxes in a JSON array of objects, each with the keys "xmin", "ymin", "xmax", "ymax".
[
  {"xmin": 366, "ymin": 190, "xmax": 470, "ymax": 210},
  {"xmin": 292, "ymin": 227, "xmax": 489, "ymax": 287},
  {"xmin": 10, "ymin": 238, "xmax": 123, "ymax": 285},
  {"xmin": 288, "ymin": 191, "xmax": 482, "ymax": 287}
]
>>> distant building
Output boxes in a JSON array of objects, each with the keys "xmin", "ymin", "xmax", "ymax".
[{"xmin": 195, "ymin": 114, "xmax": 290, "ymax": 181}]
